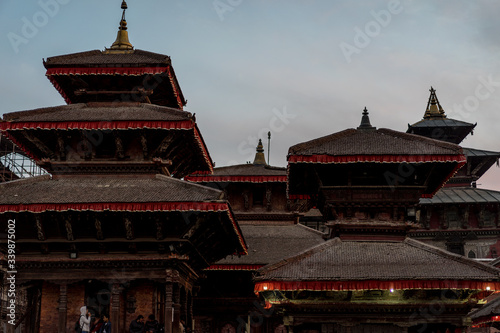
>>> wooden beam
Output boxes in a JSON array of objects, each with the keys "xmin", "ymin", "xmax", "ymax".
[
  {"xmin": 124, "ymin": 217, "xmax": 134, "ymax": 240},
  {"xmin": 64, "ymin": 216, "xmax": 74, "ymax": 241},
  {"xmin": 34, "ymin": 215, "xmax": 45, "ymax": 241},
  {"xmin": 21, "ymin": 131, "xmax": 55, "ymax": 159}
]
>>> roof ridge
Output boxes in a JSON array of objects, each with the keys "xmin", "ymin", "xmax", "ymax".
[
  {"xmin": 133, "ymin": 49, "xmax": 171, "ymax": 62},
  {"xmin": 3, "ymin": 104, "xmax": 84, "ymax": 121},
  {"xmin": 378, "ymin": 128, "xmax": 463, "ymax": 152},
  {"xmin": 44, "ymin": 50, "xmax": 102, "ymax": 65},
  {"xmin": 140, "ymin": 103, "xmax": 192, "ymax": 117},
  {"xmin": 0, "ymin": 174, "xmax": 51, "ymax": 188},
  {"xmin": 257, "ymin": 237, "xmax": 337, "ymax": 276},
  {"xmin": 155, "ymin": 174, "xmax": 225, "ymax": 199},
  {"xmin": 288, "ymin": 129, "xmax": 356, "ymax": 156},
  {"xmin": 404, "ymin": 238, "xmax": 500, "ymax": 276}
]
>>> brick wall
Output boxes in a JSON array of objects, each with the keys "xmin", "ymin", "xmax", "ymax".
[
  {"xmin": 39, "ymin": 282, "xmax": 58, "ymax": 333},
  {"xmin": 38, "ymin": 281, "xmax": 85, "ymax": 333},
  {"xmin": 66, "ymin": 283, "xmax": 85, "ymax": 333},
  {"xmin": 125, "ymin": 282, "xmax": 155, "ymax": 329}
]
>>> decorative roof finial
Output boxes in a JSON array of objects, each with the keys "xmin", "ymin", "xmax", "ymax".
[
  {"xmin": 357, "ymin": 107, "xmax": 376, "ymax": 130},
  {"xmin": 424, "ymin": 86, "xmax": 446, "ymax": 119},
  {"xmin": 107, "ymin": 0, "xmax": 134, "ymax": 53},
  {"xmin": 253, "ymin": 139, "xmax": 267, "ymax": 165}
]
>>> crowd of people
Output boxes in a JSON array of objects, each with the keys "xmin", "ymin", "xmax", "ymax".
[{"xmin": 78, "ymin": 306, "xmax": 175, "ymax": 333}]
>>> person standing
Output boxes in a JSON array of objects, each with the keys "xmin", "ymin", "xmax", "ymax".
[
  {"xmin": 99, "ymin": 314, "xmax": 111, "ymax": 333},
  {"xmin": 80, "ymin": 306, "xmax": 92, "ymax": 333},
  {"xmin": 90, "ymin": 314, "xmax": 103, "ymax": 333}
]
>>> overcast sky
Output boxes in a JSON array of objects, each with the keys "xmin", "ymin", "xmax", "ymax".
[{"xmin": 1, "ymin": 0, "xmax": 499, "ymax": 190}]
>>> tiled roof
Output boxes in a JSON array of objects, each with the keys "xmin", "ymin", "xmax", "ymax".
[
  {"xmin": 0, "ymin": 175, "xmax": 224, "ymax": 205},
  {"xmin": 212, "ymin": 164, "xmax": 286, "ymax": 176},
  {"xmin": 2, "ymin": 103, "xmax": 191, "ymax": 122},
  {"xmin": 43, "ymin": 49, "xmax": 171, "ymax": 67},
  {"xmin": 469, "ymin": 295, "xmax": 500, "ymax": 319},
  {"xmin": 217, "ymin": 224, "xmax": 325, "ymax": 265},
  {"xmin": 256, "ymin": 238, "xmax": 500, "ymax": 281},
  {"xmin": 419, "ymin": 187, "xmax": 500, "ymax": 204},
  {"xmin": 288, "ymin": 128, "xmax": 463, "ymax": 156},
  {"xmin": 463, "ymin": 147, "xmax": 500, "ymax": 158},
  {"xmin": 409, "ymin": 118, "xmax": 475, "ymax": 129}
]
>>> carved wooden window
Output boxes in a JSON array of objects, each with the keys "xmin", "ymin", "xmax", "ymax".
[
  {"xmin": 446, "ymin": 209, "xmax": 460, "ymax": 229},
  {"xmin": 482, "ymin": 210, "xmax": 495, "ymax": 227},
  {"xmin": 252, "ymin": 187, "xmax": 264, "ymax": 206}
]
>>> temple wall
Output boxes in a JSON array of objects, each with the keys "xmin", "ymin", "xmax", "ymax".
[
  {"xmin": 39, "ymin": 282, "xmax": 59, "ymax": 333},
  {"xmin": 125, "ymin": 282, "xmax": 155, "ymax": 327},
  {"xmin": 67, "ymin": 283, "xmax": 85, "ymax": 332}
]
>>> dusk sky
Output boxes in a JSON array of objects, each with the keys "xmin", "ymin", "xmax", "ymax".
[{"xmin": 1, "ymin": 1, "xmax": 499, "ymax": 190}]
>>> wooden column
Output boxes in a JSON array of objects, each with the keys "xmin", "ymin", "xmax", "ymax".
[
  {"xmin": 58, "ymin": 283, "xmax": 68, "ymax": 333},
  {"xmin": 164, "ymin": 282, "xmax": 173, "ymax": 333},
  {"xmin": 188, "ymin": 292, "xmax": 193, "ymax": 333},
  {"xmin": 111, "ymin": 284, "xmax": 121, "ymax": 333},
  {"xmin": 173, "ymin": 285, "xmax": 181, "ymax": 333},
  {"xmin": 5, "ymin": 322, "xmax": 15, "ymax": 333}
]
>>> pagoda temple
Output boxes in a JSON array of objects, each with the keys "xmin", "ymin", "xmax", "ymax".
[
  {"xmin": 186, "ymin": 141, "xmax": 325, "ymax": 333},
  {"xmin": 2, "ymin": 2, "xmax": 500, "ymax": 333},
  {"xmin": 407, "ymin": 88, "xmax": 500, "ymax": 259},
  {"xmin": 0, "ymin": 2, "xmax": 246, "ymax": 333},
  {"xmin": 254, "ymin": 109, "xmax": 500, "ymax": 333}
]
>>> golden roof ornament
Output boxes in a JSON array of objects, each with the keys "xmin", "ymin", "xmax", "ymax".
[
  {"xmin": 424, "ymin": 87, "xmax": 446, "ymax": 119},
  {"xmin": 105, "ymin": 0, "xmax": 134, "ymax": 53},
  {"xmin": 253, "ymin": 139, "xmax": 267, "ymax": 165}
]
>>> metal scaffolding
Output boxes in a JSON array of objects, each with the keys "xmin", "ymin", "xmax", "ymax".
[{"xmin": 0, "ymin": 134, "xmax": 48, "ymax": 182}]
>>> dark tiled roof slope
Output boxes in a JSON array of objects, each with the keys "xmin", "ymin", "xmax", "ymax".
[
  {"xmin": 2, "ymin": 103, "xmax": 191, "ymax": 122},
  {"xmin": 256, "ymin": 238, "xmax": 500, "ymax": 281},
  {"xmin": 463, "ymin": 147, "xmax": 500, "ymax": 158},
  {"xmin": 212, "ymin": 164, "xmax": 286, "ymax": 176},
  {"xmin": 288, "ymin": 128, "xmax": 463, "ymax": 156},
  {"xmin": 218, "ymin": 224, "xmax": 325, "ymax": 265},
  {"xmin": 0, "ymin": 175, "xmax": 224, "ymax": 204},
  {"xmin": 419, "ymin": 187, "xmax": 500, "ymax": 204},
  {"xmin": 468, "ymin": 295, "xmax": 500, "ymax": 319},
  {"xmin": 44, "ymin": 49, "xmax": 171, "ymax": 67},
  {"xmin": 409, "ymin": 118, "xmax": 475, "ymax": 128}
]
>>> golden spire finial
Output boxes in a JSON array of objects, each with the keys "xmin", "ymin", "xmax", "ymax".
[
  {"xmin": 424, "ymin": 86, "xmax": 446, "ymax": 119},
  {"xmin": 106, "ymin": 0, "xmax": 134, "ymax": 53},
  {"xmin": 253, "ymin": 139, "xmax": 267, "ymax": 165}
]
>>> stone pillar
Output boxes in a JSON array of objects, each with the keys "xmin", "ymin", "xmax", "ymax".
[
  {"xmin": 111, "ymin": 284, "xmax": 121, "ymax": 333},
  {"xmin": 58, "ymin": 283, "xmax": 68, "ymax": 333},
  {"xmin": 164, "ymin": 283, "xmax": 173, "ymax": 333}
]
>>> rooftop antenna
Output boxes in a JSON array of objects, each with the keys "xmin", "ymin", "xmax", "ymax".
[{"xmin": 267, "ymin": 131, "xmax": 271, "ymax": 166}]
